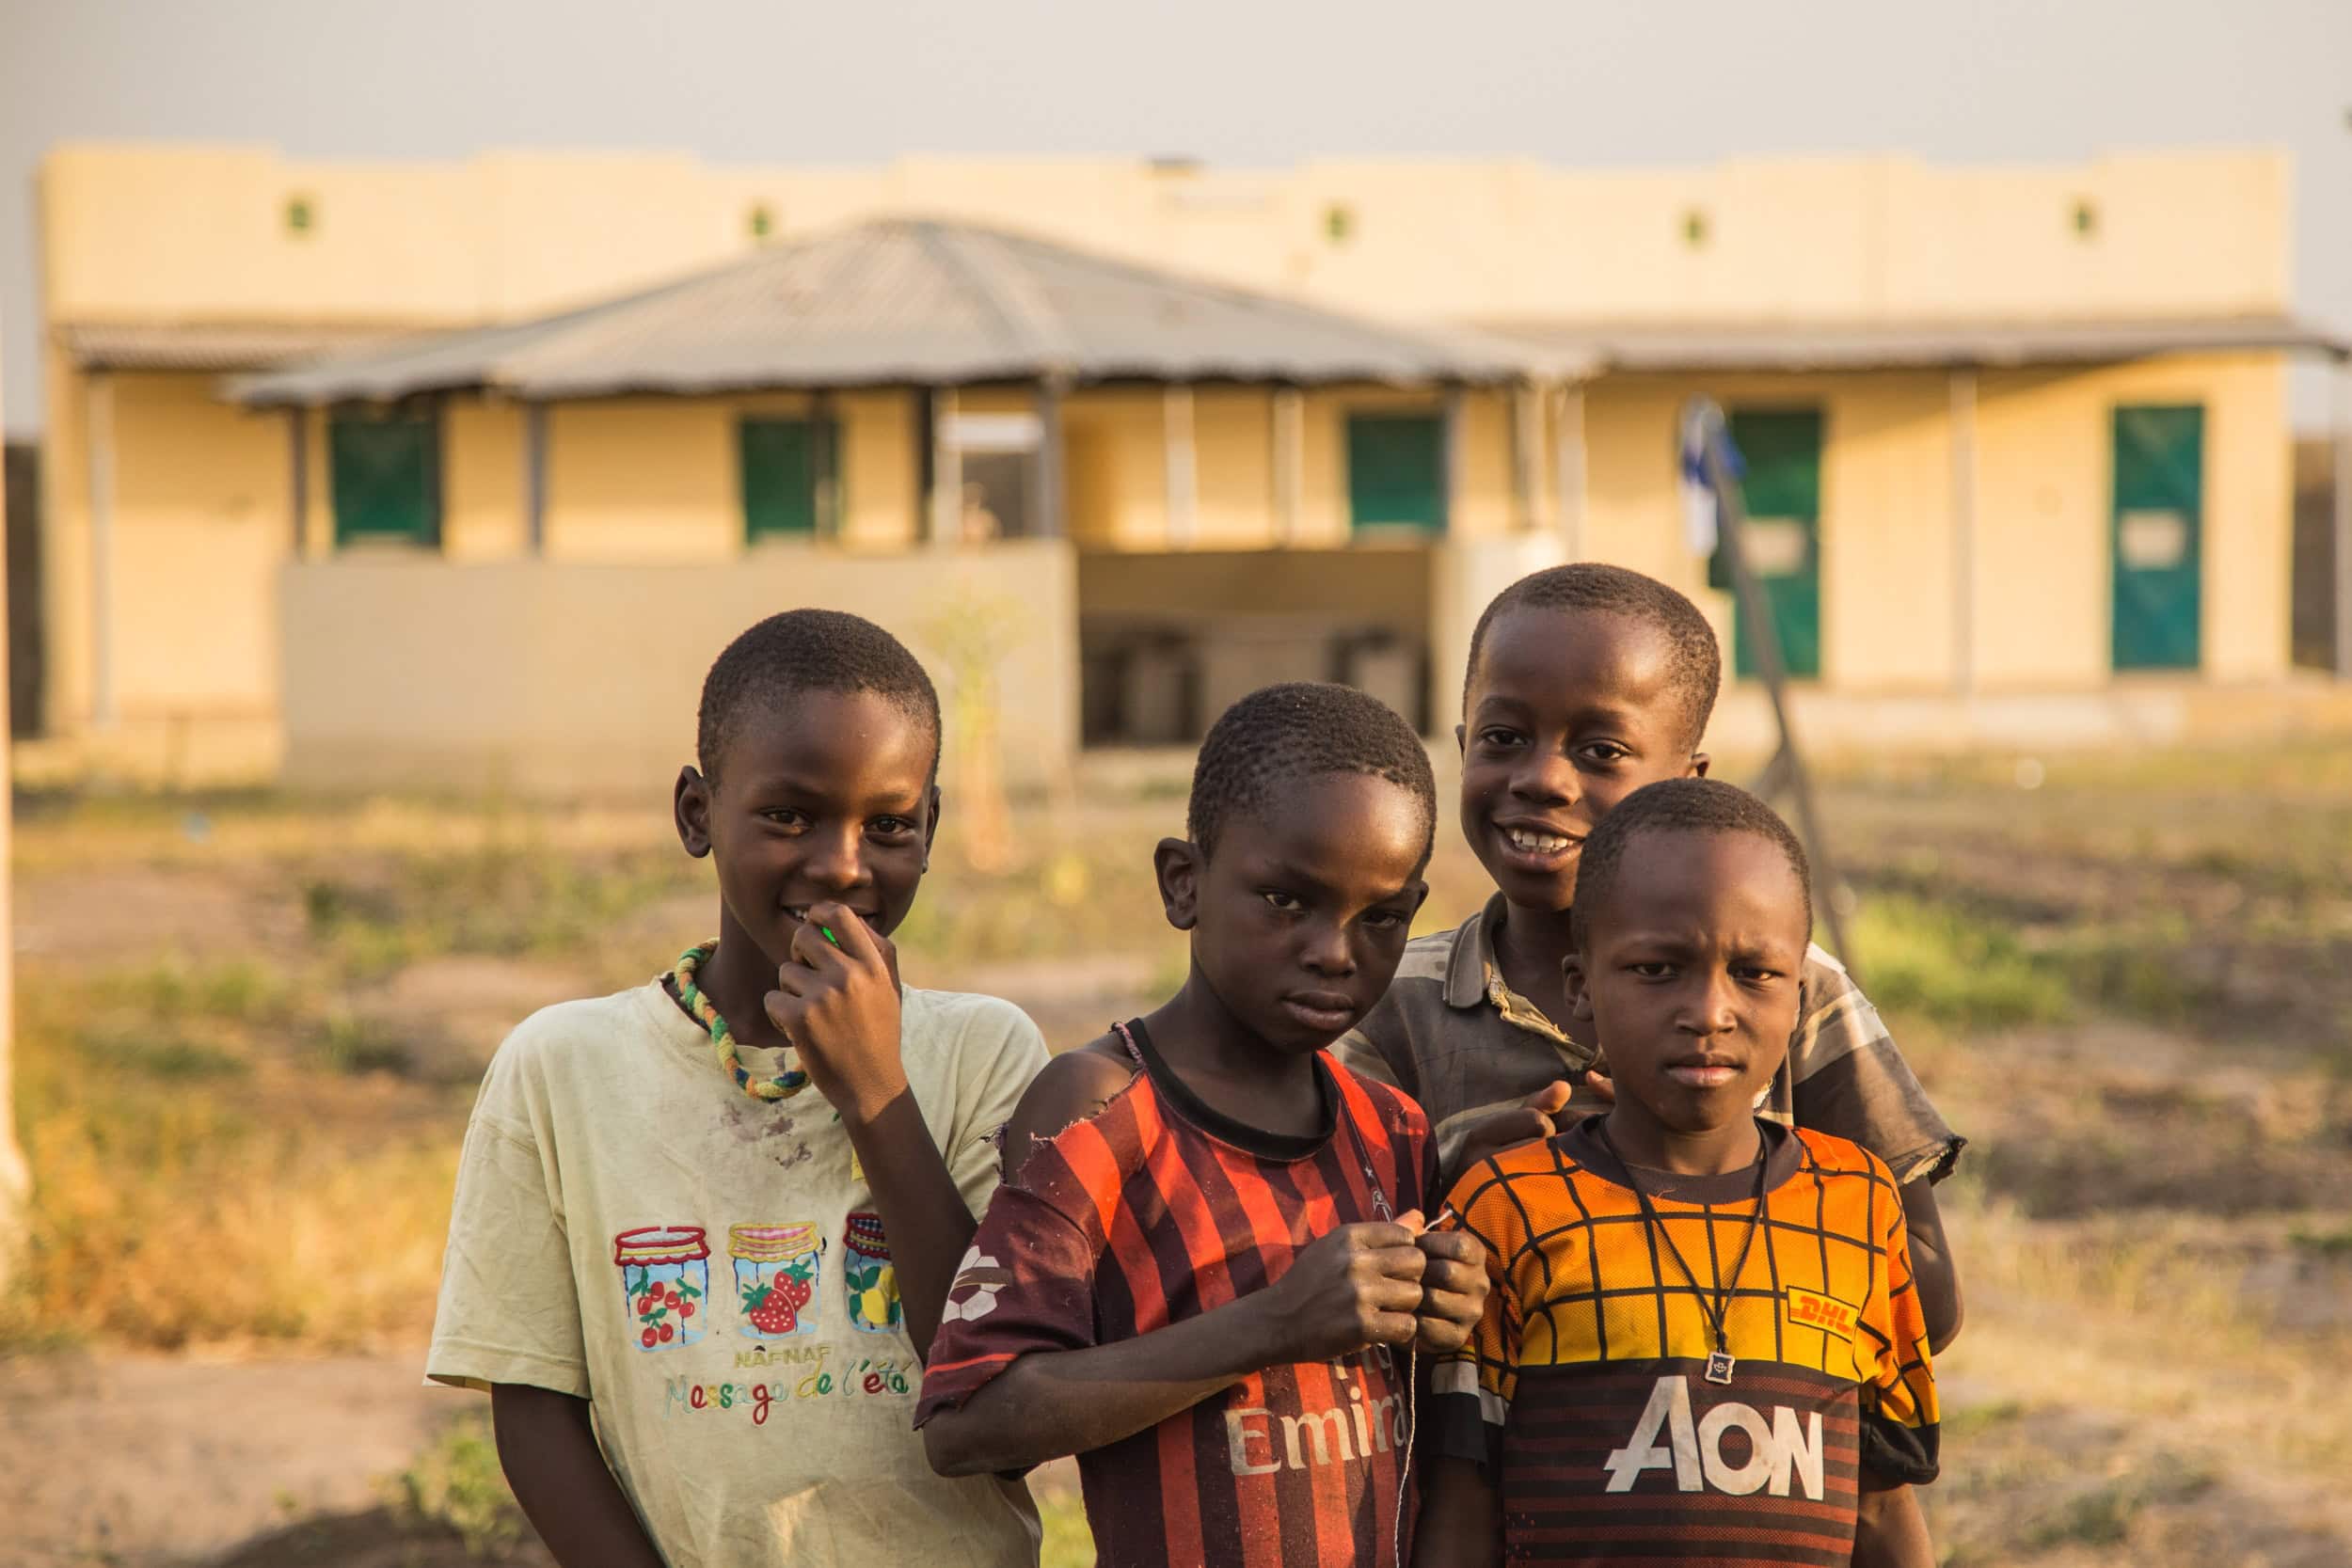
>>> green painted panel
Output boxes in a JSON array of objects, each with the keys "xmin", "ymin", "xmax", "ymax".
[
  {"xmin": 329, "ymin": 411, "xmax": 438, "ymax": 546},
  {"xmin": 1722, "ymin": 408, "xmax": 1822, "ymax": 680},
  {"xmin": 2110, "ymin": 404, "xmax": 2202, "ymax": 672},
  {"xmin": 1346, "ymin": 414, "xmax": 1445, "ymax": 533},
  {"xmin": 740, "ymin": 419, "xmax": 838, "ymax": 540}
]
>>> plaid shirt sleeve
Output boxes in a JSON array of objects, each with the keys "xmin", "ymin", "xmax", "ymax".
[{"xmin": 1790, "ymin": 949, "xmax": 1964, "ymax": 1185}]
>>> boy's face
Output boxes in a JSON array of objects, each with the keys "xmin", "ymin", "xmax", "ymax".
[
  {"xmin": 675, "ymin": 689, "xmax": 940, "ymax": 964},
  {"xmin": 1458, "ymin": 609, "xmax": 1706, "ymax": 914},
  {"xmin": 1565, "ymin": 829, "xmax": 1808, "ymax": 1138},
  {"xmin": 1157, "ymin": 773, "xmax": 1429, "ymax": 1057}
]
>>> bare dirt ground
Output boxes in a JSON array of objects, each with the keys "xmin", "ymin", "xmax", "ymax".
[{"xmin": 4, "ymin": 744, "xmax": 2348, "ymax": 1566}]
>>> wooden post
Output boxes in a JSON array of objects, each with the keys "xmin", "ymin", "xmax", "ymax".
[
  {"xmin": 1513, "ymin": 381, "xmax": 1544, "ymax": 531},
  {"xmin": 931, "ymin": 388, "xmax": 961, "ymax": 546},
  {"xmin": 1272, "ymin": 386, "xmax": 1304, "ymax": 546},
  {"xmin": 1165, "ymin": 385, "xmax": 1197, "ymax": 546},
  {"xmin": 2335, "ymin": 359, "xmax": 2352, "ymax": 679},
  {"xmin": 1557, "ymin": 382, "xmax": 1586, "ymax": 557},
  {"xmin": 288, "ymin": 406, "xmax": 310, "ymax": 561},
  {"xmin": 0, "ymin": 316, "xmax": 24, "ymax": 1284},
  {"xmin": 1950, "ymin": 370, "xmax": 1978, "ymax": 693},
  {"xmin": 1441, "ymin": 386, "xmax": 1466, "ymax": 534},
  {"xmin": 87, "ymin": 372, "xmax": 116, "ymax": 729}
]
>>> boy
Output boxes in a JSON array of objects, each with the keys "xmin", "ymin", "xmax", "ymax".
[
  {"xmin": 1416, "ymin": 779, "xmax": 1939, "ymax": 1567},
  {"xmin": 917, "ymin": 683, "xmax": 1489, "ymax": 1568},
  {"xmin": 1337, "ymin": 564, "xmax": 1965, "ymax": 1350},
  {"xmin": 426, "ymin": 610, "xmax": 1049, "ymax": 1568}
]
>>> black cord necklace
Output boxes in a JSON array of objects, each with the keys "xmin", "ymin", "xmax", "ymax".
[{"xmin": 1595, "ymin": 1120, "xmax": 1770, "ymax": 1386}]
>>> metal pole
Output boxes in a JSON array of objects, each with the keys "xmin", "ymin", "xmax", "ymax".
[
  {"xmin": 1694, "ymin": 399, "xmax": 1857, "ymax": 972},
  {"xmin": 524, "ymin": 403, "xmax": 548, "ymax": 555},
  {"xmin": 86, "ymin": 372, "xmax": 116, "ymax": 730},
  {"xmin": 1165, "ymin": 384, "xmax": 1197, "ymax": 547},
  {"xmin": 1441, "ymin": 386, "xmax": 1466, "ymax": 534},
  {"xmin": 1033, "ymin": 378, "xmax": 1066, "ymax": 539},
  {"xmin": 1557, "ymin": 382, "xmax": 1587, "ymax": 558},
  {"xmin": 1950, "ymin": 370, "xmax": 1978, "ymax": 694},
  {"xmin": 2335, "ymin": 358, "xmax": 2352, "ymax": 679},
  {"xmin": 287, "ymin": 406, "xmax": 309, "ymax": 562}
]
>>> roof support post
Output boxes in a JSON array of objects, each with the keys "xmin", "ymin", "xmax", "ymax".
[
  {"xmin": 86, "ymin": 372, "xmax": 116, "ymax": 731},
  {"xmin": 1272, "ymin": 386, "xmax": 1304, "ymax": 546},
  {"xmin": 288, "ymin": 406, "xmax": 309, "ymax": 562},
  {"xmin": 523, "ymin": 403, "xmax": 549, "ymax": 556},
  {"xmin": 813, "ymin": 391, "xmax": 841, "ymax": 540},
  {"xmin": 1165, "ymin": 385, "xmax": 1197, "ymax": 547},
  {"xmin": 1513, "ymin": 380, "xmax": 1544, "ymax": 532},
  {"xmin": 1949, "ymin": 369, "xmax": 1978, "ymax": 694},
  {"xmin": 930, "ymin": 388, "xmax": 962, "ymax": 547},
  {"xmin": 1031, "ymin": 378, "xmax": 1066, "ymax": 540},
  {"xmin": 2335, "ymin": 358, "xmax": 2352, "ymax": 680},
  {"xmin": 1441, "ymin": 386, "xmax": 1465, "ymax": 534},
  {"xmin": 1556, "ymin": 381, "xmax": 1586, "ymax": 558}
]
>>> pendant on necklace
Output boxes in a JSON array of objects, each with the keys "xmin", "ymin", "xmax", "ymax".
[{"xmin": 1705, "ymin": 1350, "xmax": 1736, "ymax": 1386}]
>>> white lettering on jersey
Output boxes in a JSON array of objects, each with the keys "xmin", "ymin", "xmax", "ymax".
[{"xmin": 1602, "ymin": 1376, "xmax": 1826, "ymax": 1500}]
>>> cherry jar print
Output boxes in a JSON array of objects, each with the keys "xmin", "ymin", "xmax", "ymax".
[
  {"xmin": 612, "ymin": 1227, "xmax": 710, "ymax": 1353},
  {"xmin": 843, "ymin": 1212, "xmax": 903, "ymax": 1335},
  {"xmin": 732, "ymin": 1223, "xmax": 823, "ymax": 1339}
]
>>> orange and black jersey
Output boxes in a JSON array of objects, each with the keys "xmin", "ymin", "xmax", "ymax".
[
  {"xmin": 1433, "ymin": 1118, "xmax": 1938, "ymax": 1566},
  {"xmin": 917, "ymin": 1019, "xmax": 1432, "ymax": 1568}
]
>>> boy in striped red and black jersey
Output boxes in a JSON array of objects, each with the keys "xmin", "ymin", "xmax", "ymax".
[
  {"xmin": 918, "ymin": 684, "xmax": 1492, "ymax": 1568},
  {"xmin": 1417, "ymin": 781, "xmax": 1938, "ymax": 1568}
]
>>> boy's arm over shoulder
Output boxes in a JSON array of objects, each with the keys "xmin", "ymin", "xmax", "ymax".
[{"xmin": 426, "ymin": 1004, "xmax": 597, "ymax": 1398}]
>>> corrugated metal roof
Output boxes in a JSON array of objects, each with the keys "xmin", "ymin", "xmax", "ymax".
[
  {"xmin": 1481, "ymin": 315, "xmax": 2352, "ymax": 373},
  {"xmin": 58, "ymin": 322, "xmax": 413, "ymax": 372},
  {"xmin": 229, "ymin": 219, "xmax": 1564, "ymax": 405}
]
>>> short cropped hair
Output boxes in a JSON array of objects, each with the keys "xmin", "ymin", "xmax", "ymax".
[
  {"xmin": 1569, "ymin": 778, "xmax": 1811, "ymax": 951},
  {"xmin": 1187, "ymin": 682, "xmax": 1437, "ymax": 862},
  {"xmin": 1465, "ymin": 563, "xmax": 1723, "ymax": 750},
  {"xmin": 695, "ymin": 610, "xmax": 942, "ymax": 782}
]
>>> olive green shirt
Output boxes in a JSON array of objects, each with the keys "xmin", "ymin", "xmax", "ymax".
[{"xmin": 1336, "ymin": 895, "xmax": 1963, "ymax": 1191}]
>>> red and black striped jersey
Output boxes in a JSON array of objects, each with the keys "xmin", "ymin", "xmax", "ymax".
[
  {"xmin": 917, "ymin": 1019, "xmax": 1433, "ymax": 1568},
  {"xmin": 1432, "ymin": 1118, "xmax": 1938, "ymax": 1566}
]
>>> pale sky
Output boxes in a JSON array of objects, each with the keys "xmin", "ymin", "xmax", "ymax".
[{"xmin": 4, "ymin": 0, "xmax": 2349, "ymax": 436}]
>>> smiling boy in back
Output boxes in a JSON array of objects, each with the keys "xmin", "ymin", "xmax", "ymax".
[{"xmin": 1337, "ymin": 564, "xmax": 1965, "ymax": 1350}]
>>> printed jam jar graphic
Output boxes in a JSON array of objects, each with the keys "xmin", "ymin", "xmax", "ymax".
[
  {"xmin": 613, "ymin": 1227, "xmax": 710, "ymax": 1353},
  {"xmin": 843, "ymin": 1212, "xmax": 903, "ymax": 1334},
  {"xmin": 732, "ymin": 1223, "xmax": 823, "ymax": 1339}
]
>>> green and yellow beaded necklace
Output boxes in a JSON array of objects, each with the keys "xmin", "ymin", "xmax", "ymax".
[{"xmin": 667, "ymin": 942, "xmax": 811, "ymax": 1101}]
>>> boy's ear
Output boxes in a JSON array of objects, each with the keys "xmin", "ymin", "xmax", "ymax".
[
  {"xmin": 1153, "ymin": 836, "xmax": 1202, "ymax": 931},
  {"xmin": 1454, "ymin": 721, "xmax": 1468, "ymax": 756},
  {"xmin": 1563, "ymin": 950, "xmax": 1597, "ymax": 1024},
  {"xmin": 922, "ymin": 784, "xmax": 944, "ymax": 871},
  {"xmin": 1687, "ymin": 751, "xmax": 1711, "ymax": 779},
  {"xmin": 675, "ymin": 766, "xmax": 715, "ymax": 859}
]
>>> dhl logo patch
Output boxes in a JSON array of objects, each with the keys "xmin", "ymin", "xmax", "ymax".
[{"xmin": 1785, "ymin": 1288, "xmax": 1859, "ymax": 1341}]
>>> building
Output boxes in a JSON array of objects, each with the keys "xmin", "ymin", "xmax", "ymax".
[{"xmin": 31, "ymin": 145, "xmax": 2351, "ymax": 789}]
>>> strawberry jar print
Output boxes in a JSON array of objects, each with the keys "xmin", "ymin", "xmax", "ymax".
[
  {"xmin": 732, "ymin": 1223, "xmax": 822, "ymax": 1338},
  {"xmin": 612, "ymin": 1227, "xmax": 709, "ymax": 1353},
  {"xmin": 843, "ymin": 1212, "xmax": 903, "ymax": 1334}
]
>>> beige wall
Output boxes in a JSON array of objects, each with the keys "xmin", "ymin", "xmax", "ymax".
[
  {"xmin": 1580, "ymin": 353, "xmax": 2293, "ymax": 693},
  {"xmin": 278, "ymin": 542, "xmax": 1080, "ymax": 795},
  {"xmin": 42, "ymin": 146, "xmax": 2291, "ymax": 331}
]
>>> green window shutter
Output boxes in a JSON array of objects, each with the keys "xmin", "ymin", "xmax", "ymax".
[
  {"xmin": 1346, "ymin": 414, "xmax": 1446, "ymax": 534},
  {"xmin": 329, "ymin": 410, "xmax": 439, "ymax": 546},
  {"xmin": 2110, "ymin": 404, "xmax": 2203, "ymax": 672},
  {"xmin": 1720, "ymin": 408, "xmax": 1823, "ymax": 680},
  {"xmin": 740, "ymin": 418, "xmax": 838, "ymax": 540}
]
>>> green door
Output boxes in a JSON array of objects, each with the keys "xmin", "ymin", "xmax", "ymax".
[
  {"xmin": 740, "ymin": 419, "xmax": 838, "ymax": 540},
  {"xmin": 2110, "ymin": 404, "xmax": 2203, "ymax": 671},
  {"xmin": 1720, "ymin": 408, "xmax": 1822, "ymax": 679},
  {"xmin": 329, "ymin": 410, "xmax": 439, "ymax": 546},
  {"xmin": 1347, "ymin": 414, "xmax": 1446, "ymax": 534}
]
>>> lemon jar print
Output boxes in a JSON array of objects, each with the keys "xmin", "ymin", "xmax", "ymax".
[
  {"xmin": 732, "ymin": 1223, "xmax": 822, "ymax": 1339},
  {"xmin": 843, "ymin": 1212, "xmax": 902, "ymax": 1334},
  {"xmin": 612, "ymin": 1227, "xmax": 709, "ymax": 1353}
]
